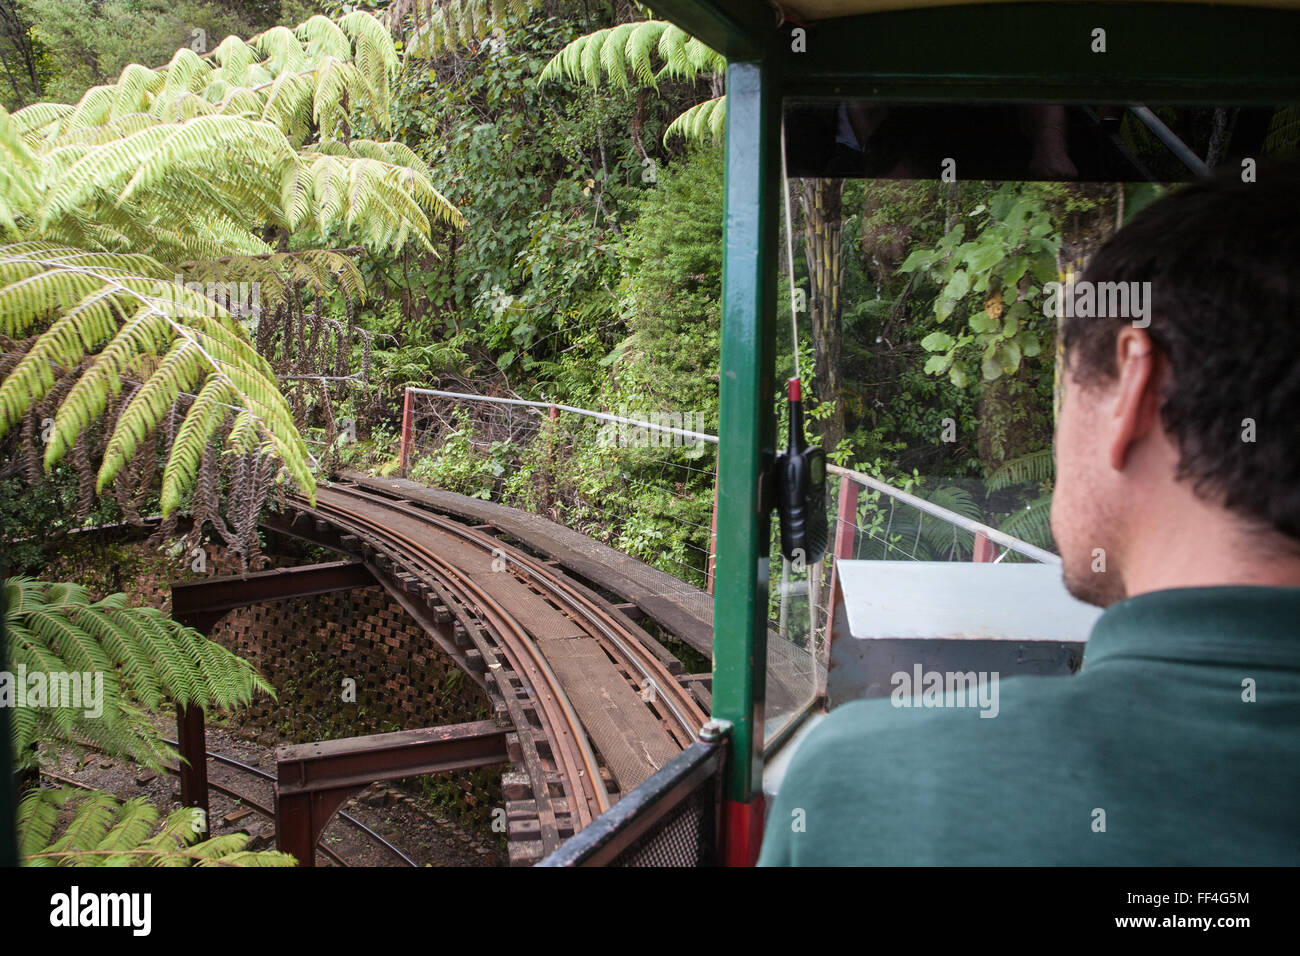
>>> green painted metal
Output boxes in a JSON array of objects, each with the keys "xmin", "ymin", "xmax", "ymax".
[
  {"xmin": 779, "ymin": 2, "xmax": 1300, "ymax": 102},
  {"xmin": 713, "ymin": 58, "xmax": 781, "ymax": 803},
  {"xmin": 642, "ymin": 0, "xmax": 773, "ymax": 57}
]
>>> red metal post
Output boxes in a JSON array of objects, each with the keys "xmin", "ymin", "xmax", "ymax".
[
  {"xmin": 823, "ymin": 474, "xmax": 860, "ymax": 631},
  {"xmin": 722, "ymin": 794, "xmax": 766, "ymax": 866},
  {"xmin": 973, "ymin": 531, "xmax": 998, "ymax": 562},
  {"xmin": 399, "ymin": 387, "xmax": 413, "ymax": 477}
]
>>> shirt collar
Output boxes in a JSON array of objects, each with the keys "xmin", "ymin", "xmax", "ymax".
[{"xmin": 1083, "ymin": 586, "xmax": 1300, "ymax": 671}]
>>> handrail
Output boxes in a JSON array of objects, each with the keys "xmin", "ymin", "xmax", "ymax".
[
  {"xmin": 406, "ymin": 387, "xmax": 719, "ymax": 445},
  {"xmin": 827, "ymin": 463, "xmax": 1060, "ymax": 565},
  {"xmin": 404, "ymin": 387, "xmax": 1058, "ymax": 564}
]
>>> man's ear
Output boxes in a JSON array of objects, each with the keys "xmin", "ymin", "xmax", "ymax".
[{"xmin": 1108, "ymin": 327, "xmax": 1164, "ymax": 471}]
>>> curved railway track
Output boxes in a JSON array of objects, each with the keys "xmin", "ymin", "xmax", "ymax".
[{"xmin": 284, "ymin": 481, "xmax": 707, "ymax": 863}]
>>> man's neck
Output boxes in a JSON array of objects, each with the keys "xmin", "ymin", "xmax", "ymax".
[{"xmin": 1121, "ymin": 510, "xmax": 1300, "ymax": 598}]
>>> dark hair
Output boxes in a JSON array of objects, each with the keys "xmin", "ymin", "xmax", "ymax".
[{"xmin": 1065, "ymin": 162, "xmax": 1300, "ymax": 543}]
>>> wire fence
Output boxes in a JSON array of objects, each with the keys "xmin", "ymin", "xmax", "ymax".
[
  {"xmin": 398, "ymin": 388, "xmax": 1057, "ymax": 744},
  {"xmin": 402, "ymin": 388, "xmax": 719, "ymax": 589}
]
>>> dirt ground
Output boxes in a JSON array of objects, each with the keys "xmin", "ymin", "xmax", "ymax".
[{"xmin": 46, "ymin": 713, "xmax": 506, "ymax": 867}]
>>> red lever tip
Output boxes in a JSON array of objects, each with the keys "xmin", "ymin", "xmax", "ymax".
[{"xmin": 788, "ymin": 378, "xmax": 801, "ymax": 402}]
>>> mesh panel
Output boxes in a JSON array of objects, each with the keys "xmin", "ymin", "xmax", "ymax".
[{"xmin": 609, "ymin": 779, "xmax": 717, "ymax": 867}]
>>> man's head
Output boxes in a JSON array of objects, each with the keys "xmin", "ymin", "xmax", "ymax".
[{"xmin": 1051, "ymin": 163, "xmax": 1300, "ymax": 606}]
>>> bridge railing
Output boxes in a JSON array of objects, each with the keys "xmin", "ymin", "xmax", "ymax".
[
  {"xmin": 401, "ymin": 386, "xmax": 719, "ymax": 589},
  {"xmin": 398, "ymin": 387, "xmax": 1056, "ymax": 746}
]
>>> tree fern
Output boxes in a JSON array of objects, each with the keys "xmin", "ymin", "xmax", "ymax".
[
  {"xmin": 0, "ymin": 10, "xmax": 466, "ymax": 516},
  {"xmin": 664, "ymin": 95, "xmax": 726, "ymax": 146},
  {"xmin": 395, "ymin": 0, "xmax": 541, "ymax": 58},
  {"xmin": 986, "ymin": 448, "xmax": 1054, "ymax": 491},
  {"xmin": 856, "ymin": 484, "xmax": 986, "ymax": 561},
  {"xmin": 1264, "ymin": 105, "xmax": 1300, "ymax": 154},
  {"xmin": 0, "ymin": 243, "xmax": 313, "ymax": 510},
  {"xmin": 539, "ymin": 20, "xmax": 723, "ymax": 92},
  {"xmin": 19, "ymin": 789, "xmax": 295, "ymax": 866},
  {"xmin": 4, "ymin": 10, "xmax": 464, "ymax": 256},
  {"xmin": 998, "ymin": 492, "xmax": 1055, "ymax": 553},
  {"xmin": 5, "ymin": 576, "xmax": 273, "ymax": 771}
]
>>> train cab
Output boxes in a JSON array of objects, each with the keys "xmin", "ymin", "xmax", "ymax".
[{"xmin": 539, "ymin": 0, "xmax": 1300, "ymax": 866}]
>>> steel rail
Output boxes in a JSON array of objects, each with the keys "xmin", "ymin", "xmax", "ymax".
[
  {"xmin": 303, "ymin": 495, "xmax": 609, "ymax": 829},
  {"xmin": 324, "ymin": 483, "xmax": 707, "ymax": 743},
  {"xmin": 311, "ymin": 498, "xmax": 607, "ymax": 828}
]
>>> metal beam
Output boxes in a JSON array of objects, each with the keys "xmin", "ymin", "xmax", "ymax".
[
  {"xmin": 274, "ymin": 721, "xmax": 509, "ymax": 866},
  {"xmin": 643, "ymin": 0, "xmax": 776, "ymax": 58},
  {"xmin": 778, "ymin": 3, "xmax": 1300, "ymax": 102},
  {"xmin": 171, "ymin": 560, "xmax": 374, "ymax": 633}
]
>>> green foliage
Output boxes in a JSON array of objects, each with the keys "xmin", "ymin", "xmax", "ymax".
[
  {"xmin": 998, "ymin": 492, "xmax": 1053, "ymax": 552},
  {"xmin": 408, "ymin": 409, "xmax": 505, "ymax": 498},
  {"xmin": 373, "ymin": 10, "xmax": 667, "ymax": 401},
  {"xmin": 609, "ymin": 145, "xmax": 723, "ymax": 415},
  {"xmin": 664, "ymin": 95, "xmax": 724, "ymax": 145},
  {"xmin": 0, "ymin": 468, "xmax": 121, "ymax": 571},
  {"xmin": 399, "ymin": 0, "xmax": 540, "ymax": 57},
  {"xmin": 853, "ymin": 478, "xmax": 985, "ymax": 562},
  {"xmin": 5, "ymin": 575, "xmax": 273, "ymax": 770},
  {"xmin": 986, "ymin": 447, "xmax": 1053, "ymax": 491},
  {"xmin": 19, "ymin": 788, "xmax": 295, "ymax": 866},
  {"xmin": 0, "ymin": 9, "xmax": 467, "ymax": 516},
  {"xmin": 538, "ymin": 16, "xmax": 723, "ymax": 148},
  {"xmin": 986, "ymin": 448, "xmax": 1055, "ymax": 551},
  {"xmin": 0, "ymin": 244, "xmax": 314, "ymax": 511},
  {"xmin": 539, "ymin": 20, "xmax": 722, "ymax": 92},
  {"xmin": 2, "ymin": 0, "xmax": 286, "ymax": 110},
  {"xmin": 904, "ymin": 183, "xmax": 1059, "ymax": 387},
  {"xmin": 3, "ymin": 11, "xmax": 462, "ymax": 256}
]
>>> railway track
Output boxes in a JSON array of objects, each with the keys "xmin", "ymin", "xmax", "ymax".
[{"xmin": 283, "ymin": 481, "xmax": 708, "ymax": 864}]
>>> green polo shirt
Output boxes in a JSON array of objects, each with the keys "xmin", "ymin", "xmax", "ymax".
[{"xmin": 758, "ymin": 587, "xmax": 1300, "ymax": 865}]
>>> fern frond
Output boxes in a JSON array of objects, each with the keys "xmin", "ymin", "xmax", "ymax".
[
  {"xmin": 539, "ymin": 20, "xmax": 722, "ymax": 93},
  {"xmin": 986, "ymin": 448, "xmax": 1054, "ymax": 490},
  {"xmin": 6, "ymin": 12, "xmax": 457, "ymax": 259},
  {"xmin": 664, "ymin": 95, "xmax": 726, "ymax": 146},
  {"xmin": 19, "ymin": 789, "xmax": 296, "ymax": 867},
  {"xmin": 0, "ymin": 248, "xmax": 315, "ymax": 511},
  {"xmin": 6, "ymin": 576, "xmax": 274, "ymax": 768},
  {"xmin": 998, "ymin": 493, "xmax": 1056, "ymax": 552}
]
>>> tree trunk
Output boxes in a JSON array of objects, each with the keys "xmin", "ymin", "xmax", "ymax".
[{"xmin": 799, "ymin": 177, "xmax": 846, "ymax": 451}]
